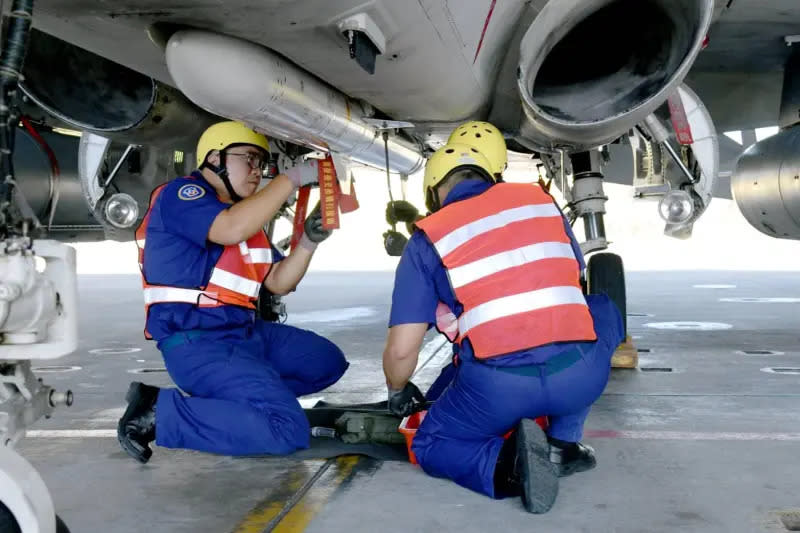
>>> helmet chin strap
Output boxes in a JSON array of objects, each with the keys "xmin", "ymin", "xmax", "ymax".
[{"xmin": 202, "ymin": 151, "xmax": 243, "ymax": 203}]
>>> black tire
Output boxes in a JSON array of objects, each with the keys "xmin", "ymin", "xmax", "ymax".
[
  {"xmin": 0, "ymin": 502, "xmax": 70, "ymax": 533},
  {"xmin": 0, "ymin": 502, "xmax": 21, "ymax": 533},
  {"xmin": 56, "ymin": 515, "xmax": 70, "ymax": 533},
  {"xmin": 587, "ymin": 252, "xmax": 627, "ymax": 337}
]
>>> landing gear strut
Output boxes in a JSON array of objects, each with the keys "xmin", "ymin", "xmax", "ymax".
[
  {"xmin": 566, "ymin": 152, "xmax": 635, "ymax": 367},
  {"xmin": 569, "ymin": 151, "xmax": 609, "ymax": 256}
]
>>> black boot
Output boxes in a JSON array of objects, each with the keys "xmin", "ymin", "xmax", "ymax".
[
  {"xmin": 506, "ymin": 419, "xmax": 559, "ymax": 514},
  {"xmin": 117, "ymin": 382, "xmax": 159, "ymax": 464},
  {"xmin": 493, "ymin": 431, "xmax": 522, "ymax": 498},
  {"xmin": 548, "ymin": 437, "xmax": 597, "ymax": 477}
]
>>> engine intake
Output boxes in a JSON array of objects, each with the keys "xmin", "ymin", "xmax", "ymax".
[{"xmin": 517, "ymin": 0, "xmax": 714, "ymax": 152}]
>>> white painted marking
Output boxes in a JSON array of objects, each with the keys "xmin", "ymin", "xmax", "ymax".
[
  {"xmin": 89, "ymin": 347, "xmax": 142, "ymax": 355},
  {"xmin": 92, "ymin": 407, "xmax": 126, "ymax": 420},
  {"xmin": 720, "ymin": 297, "xmax": 800, "ymax": 303},
  {"xmin": 632, "ymin": 335, "xmax": 643, "ymax": 340},
  {"xmin": 136, "ymin": 359, "xmax": 146, "ymax": 363},
  {"xmin": 286, "ymin": 307, "xmax": 375, "ymax": 324},
  {"xmin": 736, "ymin": 350, "xmax": 785, "ymax": 357},
  {"xmin": 31, "ymin": 365, "xmax": 82, "ymax": 373},
  {"xmin": 760, "ymin": 367, "xmax": 800, "ymax": 375},
  {"xmin": 644, "ymin": 322, "xmax": 732, "ymax": 331},
  {"xmin": 586, "ymin": 430, "xmax": 800, "ymax": 441},
  {"xmin": 627, "ymin": 313, "xmax": 654, "ymax": 318},
  {"xmin": 27, "ymin": 430, "xmax": 116, "ymax": 438},
  {"xmin": 693, "ymin": 284, "xmax": 736, "ymax": 289}
]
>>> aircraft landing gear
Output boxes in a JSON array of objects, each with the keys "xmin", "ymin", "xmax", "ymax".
[
  {"xmin": 567, "ymin": 152, "xmax": 636, "ymax": 368},
  {"xmin": 0, "ymin": 239, "xmax": 79, "ymax": 533}
]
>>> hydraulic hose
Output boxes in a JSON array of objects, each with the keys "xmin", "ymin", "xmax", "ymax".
[{"xmin": 0, "ymin": 0, "xmax": 34, "ymax": 236}]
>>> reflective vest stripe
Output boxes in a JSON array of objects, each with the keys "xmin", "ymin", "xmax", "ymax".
[
  {"xmin": 466, "ymin": 303, "xmax": 596, "ymax": 357},
  {"xmin": 448, "ymin": 241, "xmax": 576, "ymax": 289},
  {"xmin": 248, "ymin": 248, "xmax": 273, "ymax": 264},
  {"xmin": 457, "ymin": 285, "xmax": 587, "ymax": 336},
  {"xmin": 455, "ymin": 258, "xmax": 581, "ymax": 309},
  {"xmin": 443, "ymin": 216, "xmax": 567, "ymax": 267},
  {"xmin": 432, "ymin": 203, "xmax": 561, "ymax": 258},
  {"xmin": 143, "ymin": 287, "xmax": 204, "ymax": 305},
  {"xmin": 208, "ymin": 268, "xmax": 261, "ymax": 299}
]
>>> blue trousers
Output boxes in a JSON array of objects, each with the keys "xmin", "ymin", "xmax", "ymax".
[
  {"xmin": 154, "ymin": 321, "xmax": 348, "ymax": 456},
  {"xmin": 412, "ymin": 295, "xmax": 624, "ymax": 497}
]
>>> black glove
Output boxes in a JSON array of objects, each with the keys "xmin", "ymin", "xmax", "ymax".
[
  {"xmin": 387, "ymin": 381, "xmax": 426, "ymax": 417},
  {"xmin": 385, "ymin": 200, "xmax": 420, "ymax": 226},
  {"xmin": 383, "ymin": 229, "xmax": 408, "ymax": 257},
  {"xmin": 304, "ymin": 201, "xmax": 332, "ymax": 244}
]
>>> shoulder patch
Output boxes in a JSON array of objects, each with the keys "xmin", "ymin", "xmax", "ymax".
[{"xmin": 177, "ymin": 183, "xmax": 206, "ymax": 201}]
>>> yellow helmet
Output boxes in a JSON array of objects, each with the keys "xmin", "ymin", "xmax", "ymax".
[
  {"xmin": 195, "ymin": 121, "xmax": 270, "ymax": 167},
  {"xmin": 447, "ymin": 121, "xmax": 507, "ymax": 176},
  {"xmin": 423, "ymin": 143, "xmax": 493, "ymax": 212}
]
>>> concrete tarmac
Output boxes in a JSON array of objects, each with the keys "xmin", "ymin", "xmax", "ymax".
[{"xmin": 14, "ymin": 271, "xmax": 800, "ymax": 532}]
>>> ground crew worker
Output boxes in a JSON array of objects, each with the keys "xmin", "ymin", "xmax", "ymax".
[
  {"xmin": 422, "ymin": 121, "xmax": 590, "ymax": 400},
  {"xmin": 382, "ymin": 141, "xmax": 624, "ymax": 513},
  {"xmin": 117, "ymin": 121, "xmax": 349, "ymax": 464},
  {"xmin": 423, "ymin": 121, "xmax": 511, "ymax": 401}
]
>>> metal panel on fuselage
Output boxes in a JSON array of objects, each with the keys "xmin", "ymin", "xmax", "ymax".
[{"xmin": 32, "ymin": 0, "xmax": 528, "ymax": 123}]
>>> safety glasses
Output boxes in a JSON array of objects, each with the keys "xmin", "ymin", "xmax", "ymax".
[{"xmin": 225, "ymin": 151, "xmax": 268, "ymax": 171}]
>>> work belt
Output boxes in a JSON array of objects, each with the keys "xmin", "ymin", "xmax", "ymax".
[{"xmin": 492, "ymin": 347, "xmax": 583, "ymax": 378}]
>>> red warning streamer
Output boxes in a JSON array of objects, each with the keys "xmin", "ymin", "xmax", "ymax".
[
  {"xmin": 290, "ymin": 185, "xmax": 311, "ymax": 252},
  {"xmin": 318, "ymin": 156, "xmax": 340, "ymax": 230}
]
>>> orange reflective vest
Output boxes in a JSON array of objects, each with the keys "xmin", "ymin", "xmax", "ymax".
[
  {"xmin": 415, "ymin": 182, "xmax": 596, "ymax": 359},
  {"xmin": 136, "ymin": 180, "xmax": 274, "ymax": 339}
]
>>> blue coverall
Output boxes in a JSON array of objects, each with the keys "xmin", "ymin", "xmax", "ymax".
[
  {"xmin": 142, "ymin": 172, "xmax": 348, "ymax": 455},
  {"xmin": 390, "ymin": 179, "xmax": 624, "ymax": 498}
]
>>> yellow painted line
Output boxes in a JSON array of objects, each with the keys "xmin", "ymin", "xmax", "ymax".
[
  {"xmin": 272, "ymin": 456, "xmax": 361, "ymax": 532},
  {"xmin": 232, "ymin": 456, "xmax": 363, "ymax": 533},
  {"xmin": 230, "ymin": 460, "xmax": 325, "ymax": 533}
]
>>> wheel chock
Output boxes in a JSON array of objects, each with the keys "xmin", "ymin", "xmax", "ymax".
[{"xmin": 611, "ymin": 335, "xmax": 638, "ymax": 369}]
